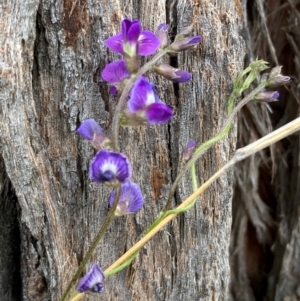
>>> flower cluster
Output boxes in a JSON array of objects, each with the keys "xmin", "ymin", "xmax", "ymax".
[
  {"xmin": 76, "ymin": 18, "xmax": 201, "ymax": 295},
  {"xmin": 76, "ymin": 118, "xmax": 145, "ymax": 294},
  {"xmin": 102, "ymin": 19, "xmax": 201, "ymax": 126}
]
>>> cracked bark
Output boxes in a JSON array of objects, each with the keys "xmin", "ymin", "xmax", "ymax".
[{"xmin": 0, "ymin": 0, "xmax": 244, "ymax": 300}]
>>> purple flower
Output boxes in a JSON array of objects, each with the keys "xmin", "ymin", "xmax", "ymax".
[
  {"xmin": 109, "ymin": 181, "xmax": 144, "ymax": 216},
  {"xmin": 182, "ymin": 140, "xmax": 196, "ymax": 162},
  {"xmin": 105, "ymin": 19, "xmax": 160, "ymax": 58},
  {"xmin": 89, "ymin": 150, "xmax": 131, "ymax": 185},
  {"xmin": 153, "ymin": 64, "xmax": 191, "ymax": 83},
  {"xmin": 126, "ymin": 76, "xmax": 173, "ymax": 125},
  {"xmin": 77, "ymin": 264, "xmax": 105, "ymax": 293},
  {"xmin": 77, "ymin": 119, "xmax": 111, "ymax": 150},
  {"xmin": 101, "ymin": 60, "xmax": 131, "ymax": 95}
]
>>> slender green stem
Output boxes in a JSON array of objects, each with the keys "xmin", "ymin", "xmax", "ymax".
[
  {"xmin": 111, "ymin": 49, "xmax": 169, "ymax": 151},
  {"xmin": 61, "ymin": 185, "xmax": 121, "ymax": 301},
  {"xmin": 163, "ymin": 82, "xmax": 268, "ymax": 210}
]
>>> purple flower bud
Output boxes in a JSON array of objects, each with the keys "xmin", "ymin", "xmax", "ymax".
[
  {"xmin": 109, "ymin": 181, "xmax": 144, "ymax": 216},
  {"xmin": 156, "ymin": 23, "xmax": 169, "ymax": 48},
  {"xmin": 77, "ymin": 119, "xmax": 112, "ymax": 150},
  {"xmin": 255, "ymin": 91, "xmax": 280, "ymax": 103},
  {"xmin": 261, "ymin": 66, "xmax": 291, "ymax": 88},
  {"xmin": 89, "ymin": 150, "xmax": 132, "ymax": 186},
  {"xmin": 267, "ymin": 74, "xmax": 291, "ymax": 88},
  {"xmin": 182, "ymin": 140, "xmax": 196, "ymax": 162},
  {"xmin": 77, "ymin": 264, "xmax": 105, "ymax": 293},
  {"xmin": 153, "ymin": 64, "xmax": 191, "ymax": 83},
  {"xmin": 169, "ymin": 36, "xmax": 202, "ymax": 52}
]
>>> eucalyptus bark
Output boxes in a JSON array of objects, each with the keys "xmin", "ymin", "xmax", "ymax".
[{"xmin": 0, "ymin": 0, "xmax": 244, "ymax": 300}]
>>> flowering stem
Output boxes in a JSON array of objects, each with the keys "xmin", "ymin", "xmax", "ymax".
[
  {"xmin": 61, "ymin": 185, "xmax": 121, "ymax": 301},
  {"xmin": 111, "ymin": 49, "xmax": 169, "ymax": 151},
  {"xmin": 163, "ymin": 81, "xmax": 268, "ymax": 210},
  {"xmin": 104, "ymin": 116, "xmax": 300, "ymax": 276}
]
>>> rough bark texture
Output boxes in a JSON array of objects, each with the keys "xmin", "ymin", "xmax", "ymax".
[
  {"xmin": 0, "ymin": 0, "xmax": 244, "ymax": 300},
  {"xmin": 231, "ymin": 0, "xmax": 300, "ymax": 300}
]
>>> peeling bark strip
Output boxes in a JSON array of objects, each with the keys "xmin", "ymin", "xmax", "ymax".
[{"xmin": 0, "ymin": 0, "xmax": 244, "ymax": 300}]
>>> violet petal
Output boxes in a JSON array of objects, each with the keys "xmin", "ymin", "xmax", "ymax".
[
  {"xmin": 146, "ymin": 102, "xmax": 173, "ymax": 124},
  {"xmin": 127, "ymin": 21, "xmax": 141, "ymax": 44},
  {"xmin": 138, "ymin": 30, "xmax": 161, "ymax": 55},
  {"xmin": 101, "ymin": 60, "xmax": 131, "ymax": 83},
  {"xmin": 128, "ymin": 77, "xmax": 156, "ymax": 112},
  {"xmin": 105, "ymin": 33, "xmax": 124, "ymax": 54},
  {"xmin": 77, "ymin": 119, "xmax": 103, "ymax": 141}
]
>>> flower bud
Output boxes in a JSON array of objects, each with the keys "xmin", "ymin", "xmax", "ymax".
[
  {"xmin": 156, "ymin": 23, "xmax": 169, "ymax": 48},
  {"xmin": 182, "ymin": 140, "xmax": 196, "ymax": 162},
  {"xmin": 265, "ymin": 66, "xmax": 291, "ymax": 88},
  {"xmin": 255, "ymin": 91, "xmax": 280, "ymax": 103},
  {"xmin": 168, "ymin": 36, "xmax": 202, "ymax": 53},
  {"xmin": 153, "ymin": 64, "xmax": 191, "ymax": 83}
]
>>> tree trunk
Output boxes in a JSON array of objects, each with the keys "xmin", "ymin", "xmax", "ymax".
[{"xmin": 0, "ymin": 0, "xmax": 244, "ymax": 300}]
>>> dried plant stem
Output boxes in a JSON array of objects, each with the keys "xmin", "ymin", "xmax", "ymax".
[
  {"xmin": 63, "ymin": 185, "xmax": 121, "ymax": 301},
  {"xmin": 164, "ymin": 83, "xmax": 267, "ymax": 210},
  {"xmin": 111, "ymin": 49, "xmax": 168, "ymax": 151},
  {"xmin": 104, "ymin": 116, "xmax": 300, "ymax": 275}
]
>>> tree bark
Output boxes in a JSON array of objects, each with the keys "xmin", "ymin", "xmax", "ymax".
[{"xmin": 0, "ymin": 0, "xmax": 245, "ymax": 300}]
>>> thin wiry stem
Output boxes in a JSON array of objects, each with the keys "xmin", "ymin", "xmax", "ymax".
[
  {"xmin": 61, "ymin": 185, "xmax": 121, "ymax": 301},
  {"xmin": 163, "ymin": 83, "xmax": 267, "ymax": 210}
]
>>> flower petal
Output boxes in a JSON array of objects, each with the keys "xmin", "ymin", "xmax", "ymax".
[
  {"xmin": 109, "ymin": 181, "xmax": 144, "ymax": 216},
  {"xmin": 77, "ymin": 119, "xmax": 103, "ymax": 140},
  {"xmin": 77, "ymin": 264, "xmax": 105, "ymax": 293},
  {"xmin": 146, "ymin": 102, "xmax": 173, "ymax": 124},
  {"xmin": 101, "ymin": 60, "xmax": 131, "ymax": 83},
  {"xmin": 89, "ymin": 150, "xmax": 131, "ymax": 184},
  {"xmin": 138, "ymin": 30, "xmax": 161, "ymax": 55},
  {"xmin": 128, "ymin": 77, "xmax": 156, "ymax": 112},
  {"xmin": 127, "ymin": 21, "xmax": 141, "ymax": 44},
  {"xmin": 105, "ymin": 33, "xmax": 124, "ymax": 54}
]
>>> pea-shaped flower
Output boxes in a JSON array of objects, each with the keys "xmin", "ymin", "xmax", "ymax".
[
  {"xmin": 77, "ymin": 264, "xmax": 105, "ymax": 293},
  {"xmin": 89, "ymin": 150, "xmax": 131, "ymax": 186},
  {"xmin": 105, "ymin": 19, "xmax": 160, "ymax": 58},
  {"xmin": 105, "ymin": 19, "xmax": 160, "ymax": 72},
  {"xmin": 109, "ymin": 181, "xmax": 144, "ymax": 216}
]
